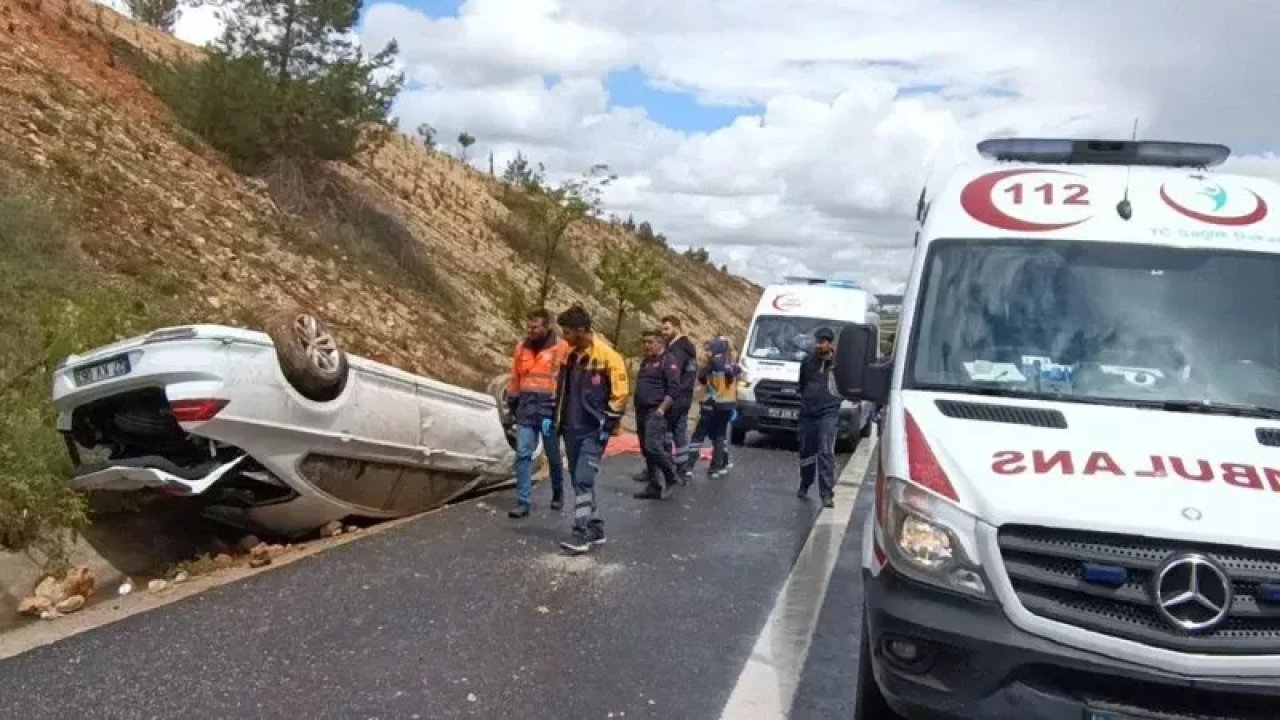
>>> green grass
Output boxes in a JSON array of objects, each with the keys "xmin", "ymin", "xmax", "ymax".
[{"xmin": 0, "ymin": 166, "xmax": 180, "ymax": 569}]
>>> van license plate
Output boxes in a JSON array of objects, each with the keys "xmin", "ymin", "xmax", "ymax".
[
  {"xmin": 73, "ymin": 355, "xmax": 131, "ymax": 386},
  {"xmin": 766, "ymin": 407, "xmax": 798, "ymax": 420}
]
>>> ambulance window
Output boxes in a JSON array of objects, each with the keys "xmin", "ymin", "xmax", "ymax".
[{"xmin": 905, "ymin": 239, "xmax": 1280, "ymax": 410}]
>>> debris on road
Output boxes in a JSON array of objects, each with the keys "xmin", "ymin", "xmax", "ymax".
[
  {"xmin": 118, "ymin": 579, "xmax": 134, "ymax": 596},
  {"xmin": 320, "ymin": 520, "xmax": 344, "ymax": 538},
  {"xmin": 17, "ymin": 596, "xmax": 51, "ymax": 618},
  {"xmin": 248, "ymin": 544, "xmax": 272, "ymax": 568},
  {"xmin": 16, "ymin": 566, "xmax": 98, "ymax": 619},
  {"xmin": 148, "ymin": 579, "xmax": 169, "ymax": 594},
  {"xmin": 54, "ymin": 595, "xmax": 85, "ymax": 614}
]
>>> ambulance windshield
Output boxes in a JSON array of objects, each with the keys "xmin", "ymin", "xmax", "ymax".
[
  {"xmin": 905, "ymin": 238, "xmax": 1280, "ymax": 413},
  {"xmin": 747, "ymin": 315, "xmax": 833, "ymax": 361}
]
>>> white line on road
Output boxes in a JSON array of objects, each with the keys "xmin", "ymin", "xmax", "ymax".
[{"xmin": 719, "ymin": 436, "xmax": 875, "ymax": 720}]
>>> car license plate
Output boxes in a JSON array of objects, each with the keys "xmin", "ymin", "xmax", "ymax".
[
  {"xmin": 766, "ymin": 407, "xmax": 798, "ymax": 420},
  {"xmin": 73, "ymin": 355, "xmax": 131, "ymax": 386}
]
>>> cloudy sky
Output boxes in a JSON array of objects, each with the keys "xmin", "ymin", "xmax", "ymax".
[{"xmin": 162, "ymin": 0, "xmax": 1280, "ymax": 293}]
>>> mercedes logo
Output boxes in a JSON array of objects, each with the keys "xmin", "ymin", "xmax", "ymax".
[{"xmin": 1152, "ymin": 553, "xmax": 1233, "ymax": 633}]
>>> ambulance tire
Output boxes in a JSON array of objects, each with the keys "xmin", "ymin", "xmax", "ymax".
[
  {"xmin": 265, "ymin": 307, "xmax": 349, "ymax": 403},
  {"xmin": 730, "ymin": 427, "xmax": 747, "ymax": 446}
]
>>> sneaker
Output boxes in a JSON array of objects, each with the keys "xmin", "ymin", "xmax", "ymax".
[
  {"xmin": 508, "ymin": 504, "xmax": 530, "ymax": 519},
  {"xmin": 797, "ymin": 488, "xmax": 809, "ymax": 499},
  {"xmin": 550, "ymin": 494, "xmax": 564, "ymax": 511},
  {"xmin": 634, "ymin": 487, "xmax": 665, "ymax": 500},
  {"xmin": 588, "ymin": 519, "xmax": 607, "ymax": 545},
  {"xmin": 822, "ymin": 496, "xmax": 835, "ymax": 509}
]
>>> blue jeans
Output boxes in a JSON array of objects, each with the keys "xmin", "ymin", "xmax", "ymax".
[
  {"xmin": 515, "ymin": 423, "xmax": 565, "ymax": 507},
  {"xmin": 564, "ymin": 430, "xmax": 607, "ymax": 531}
]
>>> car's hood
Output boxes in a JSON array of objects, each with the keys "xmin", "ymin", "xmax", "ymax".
[
  {"xmin": 901, "ymin": 390, "xmax": 1280, "ymax": 550},
  {"xmin": 741, "ymin": 357, "xmax": 800, "ymax": 383}
]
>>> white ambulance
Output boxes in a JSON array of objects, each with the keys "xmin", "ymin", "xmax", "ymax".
[
  {"xmin": 834, "ymin": 138, "xmax": 1280, "ymax": 719},
  {"xmin": 734, "ymin": 278, "xmax": 879, "ymax": 452}
]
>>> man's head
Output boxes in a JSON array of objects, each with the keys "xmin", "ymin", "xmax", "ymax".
[
  {"xmin": 659, "ymin": 315, "xmax": 682, "ymax": 342},
  {"xmin": 642, "ymin": 329, "xmax": 664, "ymax": 357},
  {"xmin": 557, "ymin": 304, "xmax": 594, "ymax": 350},
  {"xmin": 814, "ymin": 327, "xmax": 835, "ymax": 357},
  {"xmin": 524, "ymin": 308, "xmax": 552, "ymax": 343}
]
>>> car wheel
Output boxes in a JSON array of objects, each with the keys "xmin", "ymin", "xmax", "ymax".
[
  {"xmin": 837, "ymin": 433, "xmax": 859, "ymax": 454},
  {"xmin": 265, "ymin": 307, "xmax": 349, "ymax": 402},
  {"xmin": 730, "ymin": 427, "xmax": 747, "ymax": 446},
  {"xmin": 860, "ymin": 418, "xmax": 873, "ymax": 438},
  {"xmin": 854, "ymin": 609, "xmax": 901, "ymax": 719}
]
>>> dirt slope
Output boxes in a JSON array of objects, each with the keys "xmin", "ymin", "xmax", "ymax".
[{"xmin": 0, "ymin": 0, "xmax": 761, "ymax": 390}]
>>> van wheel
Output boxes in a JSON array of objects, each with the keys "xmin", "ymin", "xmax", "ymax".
[
  {"xmin": 854, "ymin": 610, "xmax": 901, "ymax": 719},
  {"xmin": 860, "ymin": 420, "xmax": 873, "ymax": 438},
  {"xmin": 730, "ymin": 427, "xmax": 747, "ymax": 446},
  {"xmin": 837, "ymin": 434, "xmax": 859, "ymax": 454},
  {"xmin": 265, "ymin": 308, "xmax": 349, "ymax": 402}
]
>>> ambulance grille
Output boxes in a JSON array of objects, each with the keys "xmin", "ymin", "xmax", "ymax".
[
  {"xmin": 998, "ymin": 525, "xmax": 1280, "ymax": 655},
  {"xmin": 934, "ymin": 400, "xmax": 1067, "ymax": 428}
]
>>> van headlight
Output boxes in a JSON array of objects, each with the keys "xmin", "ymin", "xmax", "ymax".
[{"xmin": 883, "ymin": 476, "xmax": 990, "ymax": 599}]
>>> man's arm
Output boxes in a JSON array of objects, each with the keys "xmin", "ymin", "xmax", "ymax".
[
  {"xmin": 658, "ymin": 352, "xmax": 681, "ymax": 414},
  {"xmin": 506, "ymin": 342, "xmax": 522, "ymax": 420},
  {"xmin": 603, "ymin": 346, "xmax": 630, "ymax": 434},
  {"xmin": 797, "ymin": 353, "xmax": 811, "ymax": 394}
]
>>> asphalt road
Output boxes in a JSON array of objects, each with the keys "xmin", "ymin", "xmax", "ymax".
[{"xmin": 0, "ymin": 440, "xmax": 875, "ymax": 720}]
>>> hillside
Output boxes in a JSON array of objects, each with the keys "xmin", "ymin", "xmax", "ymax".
[
  {"xmin": 0, "ymin": 0, "xmax": 761, "ymax": 559},
  {"xmin": 0, "ymin": 0, "xmax": 760, "ymax": 384}
]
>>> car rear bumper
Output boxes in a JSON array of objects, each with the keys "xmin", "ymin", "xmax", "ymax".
[
  {"xmin": 864, "ymin": 567, "xmax": 1280, "ymax": 720},
  {"xmin": 70, "ymin": 455, "xmax": 247, "ymax": 496}
]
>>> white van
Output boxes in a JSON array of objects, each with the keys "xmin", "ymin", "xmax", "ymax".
[
  {"xmin": 734, "ymin": 278, "xmax": 879, "ymax": 451},
  {"xmin": 834, "ymin": 138, "xmax": 1280, "ymax": 718}
]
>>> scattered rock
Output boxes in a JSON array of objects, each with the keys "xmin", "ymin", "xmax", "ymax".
[
  {"xmin": 466, "ymin": 693, "xmax": 477, "ymax": 702},
  {"xmin": 320, "ymin": 520, "xmax": 343, "ymax": 538},
  {"xmin": 118, "ymin": 579, "xmax": 134, "ymax": 596},
  {"xmin": 147, "ymin": 579, "xmax": 169, "ymax": 594},
  {"xmin": 344, "ymin": 525, "xmax": 360, "ymax": 534},
  {"xmin": 213, "ymin": 553, "xmax": 234, "ymax": 569},
  {"xmin": 248, "ymin": 544, "xmax": 271, "ymax": 568},
  {"xmin": 18, "ymin": 595, "xmax": 52, "ymax": 617},
  {"xmin": 535, "ymin": 605, "xmax": 550, "ymax": 614},
  {"xmin": 54, "ymin": 595, "xmax": 85, "ymax": 614},
  {"xmin": 236, "ymin": 534, "xmax": 263, "ymax": 553},
  {"xmin": 173, "ymin": 570, "xmax": 190, "ymax": 584},
  {"xmin": 61, "ymin": 566, "xmax": 96, "ymax": 599}
]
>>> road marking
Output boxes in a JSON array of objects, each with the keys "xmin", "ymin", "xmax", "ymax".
[{"xmin": 719, "ymin": 436, "xmax": 875, "ymax": 720}]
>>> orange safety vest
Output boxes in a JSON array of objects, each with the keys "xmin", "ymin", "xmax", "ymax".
[{"xmin": 508, "ymin": 334, "xmax": 569, "ymax": 425}]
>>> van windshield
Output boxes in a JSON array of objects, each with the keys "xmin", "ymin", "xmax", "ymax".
[
  {"xmin": 747, "ymin": 315, "xmax": 836, "ymax": 361},
  {"xmin": 905, "ymin": 239, "xmax": 1280, "ymax": 415}
]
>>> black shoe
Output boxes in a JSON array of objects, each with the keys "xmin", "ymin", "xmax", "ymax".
[
  {"xmin": 560, "ymin": 532, "xmax": 591, "ymax": 554},
  {"xmin": 588, "ymin": 519, "xmax": 607, "ymax": 545},
  {"xmin": 550, "ymin": 494, "xmax": 564, "ymax": 511},
  {"xmin": 631, "ymin": 471, "xmax": 650, "ymax": 483},
  {"xmin": 822, "ymin": 496, "xmax": 835, "ymax": 509},
  {"xmin": 634, "ymin": 486, "xmax": 665, "ymax": 500},
  {"xmin": 508, "ymin": 505, "xmax": 530, "ymax": 519},
  {"xmin": 797, "ymin": 488, "xmax": 809, "ymax": 499}
]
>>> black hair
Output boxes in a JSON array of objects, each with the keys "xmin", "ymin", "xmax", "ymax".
[
  {"xmin": 557, "ymin": 304, "xmax": 592, "ymax": 331},
  {"xmin": 525, "ymin": 308, "xmax": 552, "ymax": 325},
  {"xmin": 642, "ymin": 329, "xmax": 662, "ymax": 340}
]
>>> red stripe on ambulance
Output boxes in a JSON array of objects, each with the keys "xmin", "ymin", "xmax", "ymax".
[{"xmin": 991, "ymin": 450, "xmax": 1280, "ymax": 491}]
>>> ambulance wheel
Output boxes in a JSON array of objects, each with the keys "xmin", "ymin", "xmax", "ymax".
[
  {"xmin": 265, "ymin": 307, "xmax": 349, "ymax": 402},
  {"xmin": 730, "ymin": 427, "xmax": 747, "ymax": 446}
]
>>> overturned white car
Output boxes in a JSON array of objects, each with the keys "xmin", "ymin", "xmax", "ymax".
[{"xmin": 51, "ymin": 308, "xmax": 519, "ymax": 537}]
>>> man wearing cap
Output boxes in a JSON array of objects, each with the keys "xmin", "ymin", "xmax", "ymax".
[{"xmin": 796, "ymin": 326, "xmax": 841, "ymax": 508}]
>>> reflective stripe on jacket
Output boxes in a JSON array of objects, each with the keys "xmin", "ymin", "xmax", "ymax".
[
  {"xmin": 556, "ymin": 335, "xmax": 630, "ymax": 435},
  {"xmin": 698, "ymin": 351, "xmax": 740, "ymax": 405},
  {"xmin": 508, "ymin": 333, "xmax": 569, "ymax": 426}
]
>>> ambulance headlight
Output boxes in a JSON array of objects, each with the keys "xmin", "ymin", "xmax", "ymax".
[{"xmin": 884, "ymin": 476, "xmax": 990, "ymax": 599}]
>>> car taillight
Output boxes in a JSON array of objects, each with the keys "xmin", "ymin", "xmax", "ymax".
[
  {"xmin": 170, "ymin": 398, "xmax": 228, "ymax": 423},
  {"xmin": 903, "ymin": 410, "xmax": 959, "ymax": 502}
]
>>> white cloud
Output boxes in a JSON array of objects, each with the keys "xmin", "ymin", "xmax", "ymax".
[{"xmin": 109, "ymin": 0, "xmax": 1280, "ymax": 293}]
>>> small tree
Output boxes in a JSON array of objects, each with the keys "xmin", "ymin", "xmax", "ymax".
[
  {"xmin": 525, "ymin": 164, "xmax": 615, "ymax": 306},
  {"xmin": 596, "ymin": 242, "xmax": 665, "ymax": 345},
  {"xmin": 635, "ymin": 221, "xmax": 655, "ymax": 244},
  {"xmin": 502, "ymin": 152, "xmax": 544, "ymax": 190},
  {"xmin": 457, "ymin": 132, "xmax": 475, "ymax": 160},
  {"xmin": 415, "ymin": 122, "xmax": 436, "ymax": 149},
  {"xmin": 128, "ymin": 0, "xmax": 180, "ymax": 31}
]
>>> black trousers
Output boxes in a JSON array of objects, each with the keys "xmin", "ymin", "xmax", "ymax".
[{"xmin": 637, "ymin": 407, "xmax": 677, "ymax": 490}]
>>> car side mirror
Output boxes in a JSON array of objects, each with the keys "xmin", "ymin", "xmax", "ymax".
[{"xmin": 834, "ymin": 325, "xmax": 891, "ymax": 405}]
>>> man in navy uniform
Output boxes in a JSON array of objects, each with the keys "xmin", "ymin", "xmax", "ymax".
[{"xmin": 797, "ymin": 326, "xmax": 840, "ymax": 508}]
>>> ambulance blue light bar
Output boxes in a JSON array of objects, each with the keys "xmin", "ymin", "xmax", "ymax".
[
  {"xmin": 782, "ymin": 276, "xmax": 861, "ymax": 289},
  {"xmin": 976, "ymin": 138, "xmax": 1231, "ymax": 168}
]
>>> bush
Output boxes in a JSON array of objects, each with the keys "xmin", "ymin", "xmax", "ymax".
[{"xmin": 0, "ymin": 182, "xmax": 178, "ymax": 566}]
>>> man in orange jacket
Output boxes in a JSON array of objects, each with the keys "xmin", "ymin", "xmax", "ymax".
[{"xmin": 506, "ymin": 308, "xmax": 569, "ymax": 518}]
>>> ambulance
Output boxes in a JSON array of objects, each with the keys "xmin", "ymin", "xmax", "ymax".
[
  {"xmin": 734, "ymin": 278, "xmax": 879, "ymax": 452},
  {"xmin": 834, "ymin": 138, "xmax": 1280, "ymax": 719}
]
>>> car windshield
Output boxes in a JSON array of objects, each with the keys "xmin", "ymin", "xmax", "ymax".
[
  {"xmin": 906, "ymin": 238, "xmax": 1280, "ymax": 415},
  {"xmin": 747, "ymin": 315, "xmax": 835, "ymax": 361}
]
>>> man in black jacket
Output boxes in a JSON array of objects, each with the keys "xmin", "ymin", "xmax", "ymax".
[
  {"xmin": 660, "ymin": 315, "xmax": 698, "ymax": 479},
  {"xmin": 797, "ymin": 326, "xmax": 841, "ymax": 508},
  {"xmin": 633, "ymin": 330, "xmax": 682, "ymax": 499}
]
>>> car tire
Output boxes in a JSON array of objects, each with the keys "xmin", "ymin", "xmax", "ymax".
[
  {"xmin": 860, "ymin": 418, "xmax": 873, "ymax": 438},
  {"xmin": 855, "ymin": 609, "xmax": 902, "ymax": 719},
  {"xmin": 837, "ymin": 433, "xmax": 859, "ymax": 454},
  {"xmin": 265, "ymin": 307, "xmax": 349, "ymax": 402},
  {"xmin": 730, "ymin": 427, "xmax": 747, "ymax": 446}
]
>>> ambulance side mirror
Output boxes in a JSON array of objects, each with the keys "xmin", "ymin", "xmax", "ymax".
[{"xmin": 834, "ymin": 325, "xmax": 890, "ymax": 405}]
